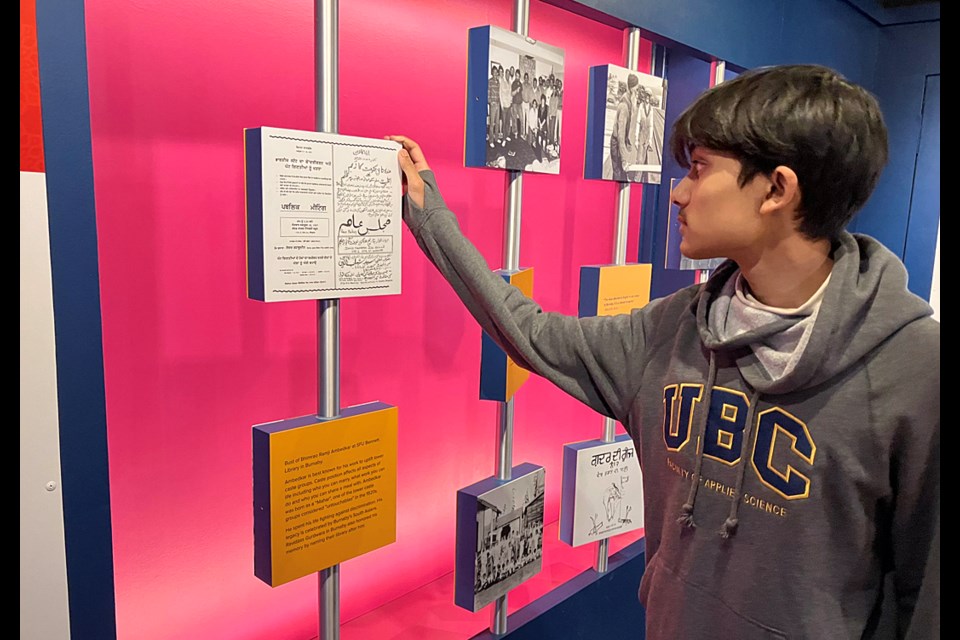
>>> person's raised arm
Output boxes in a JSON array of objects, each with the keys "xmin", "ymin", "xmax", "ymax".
[{"xmin": 388, "ymin": 135, "xmax": 651, "ymax": 424}]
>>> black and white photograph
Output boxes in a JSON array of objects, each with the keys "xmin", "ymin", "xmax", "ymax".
[
  {"xmin": 600, "ymin": 65, "xmax": 666, "ymax": 184},
  {"xmin": 472, "ymin": 467, "xmax": 545, "ymax": 609},
  {"xmin": 471, "ymin": 26, "xmax": 565, "ymax": 174}
]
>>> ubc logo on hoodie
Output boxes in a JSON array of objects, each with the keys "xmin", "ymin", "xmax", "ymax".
[{"xmin": 662, "ymin": 384, "xmax": 816, "ymax": 500}]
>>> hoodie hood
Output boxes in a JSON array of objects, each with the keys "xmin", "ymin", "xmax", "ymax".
[{"xmin": 694, "ymin": 232, "xmax": 933, "ymax": 395}]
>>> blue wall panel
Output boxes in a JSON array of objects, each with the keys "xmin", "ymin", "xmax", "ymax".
[
  {"xmin": 779, "ymin": 0, "xmax": 879, "ymax": 84},
  {"xmin": 470, "ymin": 539, "xmax": 646, "ymax": 640},
  {"xmin": 853, "ymin": 21, "xmax": 940, "ymax": 267},
  {"xmin": 35, "ymin": 0, "xmax": 117, "ymax": 637},
  {"xmin": 902, "ymin": 75, "xmax": 939, "ymax": 301},
  {"xmin": 565, "ymin": 0, "xmax": 879, "ymax": 83}
]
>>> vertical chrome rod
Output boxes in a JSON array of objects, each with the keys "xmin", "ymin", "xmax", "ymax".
[
  {"xmin": 492, "ymin": 596, "xmax": 509, "ymax": 635},
  {"xmin": 612, "ymin": 28, "xmax": 641, "ymax": 265},
  {"xmin": 596, "ymin": 26, "xmax": 642, "ymax": 576},
  {"xmin": 495, "ymin": 401, "xmax": 515, "ymax": 481},
  {"xmin": 503, "ymin": 172, "xmax": 523, "ymax": 272},
  {"xmin": 492, "ymin": 1, "xmax": 530, "ymax": 634},
  {"xmin": 316, "ymin": 1, "xmax": 340, "ymax": 638},
  {"xmin": 514, "ymin": 0, "xmax": 530, "ymax": 36}
]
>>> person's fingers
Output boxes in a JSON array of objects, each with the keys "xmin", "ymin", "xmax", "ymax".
[
  {"xmin": 397, "ymin": 148, "xmax": 417, "ymax": 179},
  {"xmin": 397, "ymin": 148, "xmax": 425, "ymax": 209},
  {"xmin": 387, "ymin": 135, "xmax": 430, "ymax": 172}
]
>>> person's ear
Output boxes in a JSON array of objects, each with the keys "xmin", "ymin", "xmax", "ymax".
[{"xmin": 759, "ymin": 165, "xmax": 801, "ymax": 216}]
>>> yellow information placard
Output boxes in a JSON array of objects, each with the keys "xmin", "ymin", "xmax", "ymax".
[
  {"xmin": 480, "ymin": 267, "xmax": 535, "ymax": 401},
  {"xmin": 578, "ymin": 263, "xmax": 652, "ymax": 318},
  {"xmin": 505, "ymin": 268, "xmax": 534, "ymax": 398},
  {"xmin": 253, "ymin": 402, "xmax": 397, "ymax": 587}
]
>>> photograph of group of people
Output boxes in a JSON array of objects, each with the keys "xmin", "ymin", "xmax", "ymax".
[
  {"xmin": 472, "ymin": 467, "xmax": 545, "ymax": 610},
  {"xmin": 601, "ymin": 65, "xmax": 667, "ymax": 184},
  {"xmin": 483, "ymin": 27, "xmax": 565, "ymax": 173}
]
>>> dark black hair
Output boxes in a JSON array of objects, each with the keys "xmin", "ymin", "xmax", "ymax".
[{"xmin": 670, "ymin": 64, "xmax": 889, "ymax": 239}]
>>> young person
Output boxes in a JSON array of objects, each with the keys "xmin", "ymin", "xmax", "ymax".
[{"xmin": 389, "ymin": 64, "xmax": 939, "ymax": 639}]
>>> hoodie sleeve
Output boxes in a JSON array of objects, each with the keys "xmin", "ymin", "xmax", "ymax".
[
  {"xmin": 869, "ymin": 319, "xmax": 940, "ymax": 639},
  {"xmin": 402, "ymin": 170, "xmax": 649, "ymax": 424},
  {"xmin": 892, "ymin": 410, "xmax": 940, "ymax": 640}
]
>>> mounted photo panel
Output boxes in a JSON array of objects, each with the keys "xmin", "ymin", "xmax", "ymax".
[
  {"xmin": 585, "ymin": 64, "xmax": 666, "ymax": 184},
  {"xmin": 466, "ymin": 26, "xmax": 565, "ymax": 174},
  {"xmin": 578, "ymin": 263, "xmax": 652, "ymax": 318},
  {"xmin": 245, "ymin": 127, "xmax": 402, "ymax": 301},
  {"xmin": 560, "ymin": 435, "xmax": 644, "ymax": 547},
  {"xmin": 455, "ymin": 463, "xmax": 546, "ymax": 612}
]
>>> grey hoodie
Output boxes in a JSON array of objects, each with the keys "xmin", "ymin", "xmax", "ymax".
[{"xmin": 404, "ymin": 171, "xmax": 939, "ymax": 639}]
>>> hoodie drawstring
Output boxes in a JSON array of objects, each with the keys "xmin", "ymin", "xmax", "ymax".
[
  {"xmin": 677, "ymin": 350, "xmax": 718, "ymax": 530},
  {"xmin": 719, "ymin": 388, "xmax": 760, "ymax": 539},
  {"xmin": 677, "ymin": 350, "xmax": 761, "ymax": 539}
]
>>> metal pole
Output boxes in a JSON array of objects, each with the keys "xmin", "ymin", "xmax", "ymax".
[
  {"xmin": 611, "ymin": 28, "xmax": 641, "ymax": 265},
  {"xmin": 492, "ymin": 599, "xmax": 509, "ymax": 635},
  {"xmin": 596, "ymin": 26, "xmax": 642, "ymax": 576},
  {"xmin": 612, "ymin": 184, "xmax": 631, "ymax": 266},
  {"xmin": 495, "ymin": 401, "xmax": 515, "ymax": 481},
  {"xmin": 513, "ymin": 0, "xmax": 530, "ymax": 36},
  {"xmin": 503, "ymin": 172, "xmax": 523, "ymax": 272},
  {"xmin": 316, "ymin": 1, "xmax": 340, "ymax": 638},
  {"xmin": 491, "ymin": 2, "xmax": 530, "ymax": 635}
]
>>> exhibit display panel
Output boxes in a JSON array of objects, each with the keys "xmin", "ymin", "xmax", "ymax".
[
  {"xmin": 253, "ymin": 402, "xmax": 398, "ymax": 587},
  {"xmin": 465, "ymin": 25, "xmax": 565, "ymax": 173},
  {"xmin": 84, "ymin": 0, "xmax": 642, "ymax": 636},
  {"xmin": 584, "ymin": 64, "xmax": 667, "ymax": 184},
  {"xmin": 559, "ymin": 435, "xmax": 643, "ymax": 547},
  {"xmin": 578, "ymin": 263, "xmax": 652, "ymax": 318},
  {"xmin": 479, "ymin": 268, "xmax": 535, "ymax": 402},
  {"xmin": 455, "ymin": 463, "xmax": 546, "ymax": 612},
  {"xmin": 245, "ymin": 128, "xmax": 402, "ymax": 301}
]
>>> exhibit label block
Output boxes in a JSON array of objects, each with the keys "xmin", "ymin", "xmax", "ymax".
[
  {"xmin": 578, "ymin": 263, "xmax": 652, "ymax": 318},
  {"xmin": 465, "ymin": 25, "xmax": 565, "ymax": 174},
  {"xmin": 584, "ymin": 64, "xmax": 667, "ymax": 184},
  {"xmin": 480, "ymin": 268, "xmax": 534, "ymax": 401},
  {"xmin": 455, "ymin": 463, "xmax": 545, "ymax": 612},
  {"xmin": 253, "ymin": 402, "xmax": 398, "ymax": 587},
  {"xmin": 560, "ymin": 435, "xmax": 643, "ymax": 547},
  {"xmin": 245, "ymin": 127, "xmax": 402, "ymax": 301}
]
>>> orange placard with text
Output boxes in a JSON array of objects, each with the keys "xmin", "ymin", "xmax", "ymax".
[
  {"xmin": 253, "ymin": 402, "xmax": 397, "ymax": 587},
  {"xmin": 579, "ymin": 264, "xmax": 652, "ymax": 318},
  {"xmin": 480, "ymin": 268, "xmax": 535, "ymax": 401}
]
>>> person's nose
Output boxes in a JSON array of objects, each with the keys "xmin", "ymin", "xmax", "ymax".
[{"xmin": 671, "ymin": 177, "xmax": 690, "ymax": 209}]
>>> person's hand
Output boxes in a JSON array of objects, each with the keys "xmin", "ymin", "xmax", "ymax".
[{"xmin": 387, "ymin": 135, "xmax": 430, "ymax": 209}]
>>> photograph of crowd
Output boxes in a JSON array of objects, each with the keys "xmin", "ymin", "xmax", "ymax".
[
  {"xmin": 472, "ymin": 467, "xmax": 545, "ymax": 610},
  {"xmin": 600, "ymin": 65, "xmax": 666, "ymax": 184},
  {"xmin": 482, "ymin": 27, "xmax": 565, "ymax": 173}
]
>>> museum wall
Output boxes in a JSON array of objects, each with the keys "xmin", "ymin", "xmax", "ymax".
[
  {"xmin": 851, "ymin": 19, "xmax": 940, "ymax": 300},
  {"xmin": 563, "ymin": 0, "xmax": 880, "ymax": 82},
  {"xmin": 83, "ymin": 0, "xmax": 647, "ymax": 637},
  {"xmin": 26, "ymin": 0, "xmax": 939, "ymax": 638}
]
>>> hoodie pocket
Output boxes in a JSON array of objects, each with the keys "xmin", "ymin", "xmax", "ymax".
[{"xmin": 639, "ymin": 554, "xmax": 788, "ymax": 640}]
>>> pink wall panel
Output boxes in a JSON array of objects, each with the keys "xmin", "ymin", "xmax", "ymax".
[{"xmin": 86, "ymin": 0, "xmax": 649, "ymax": 637}]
